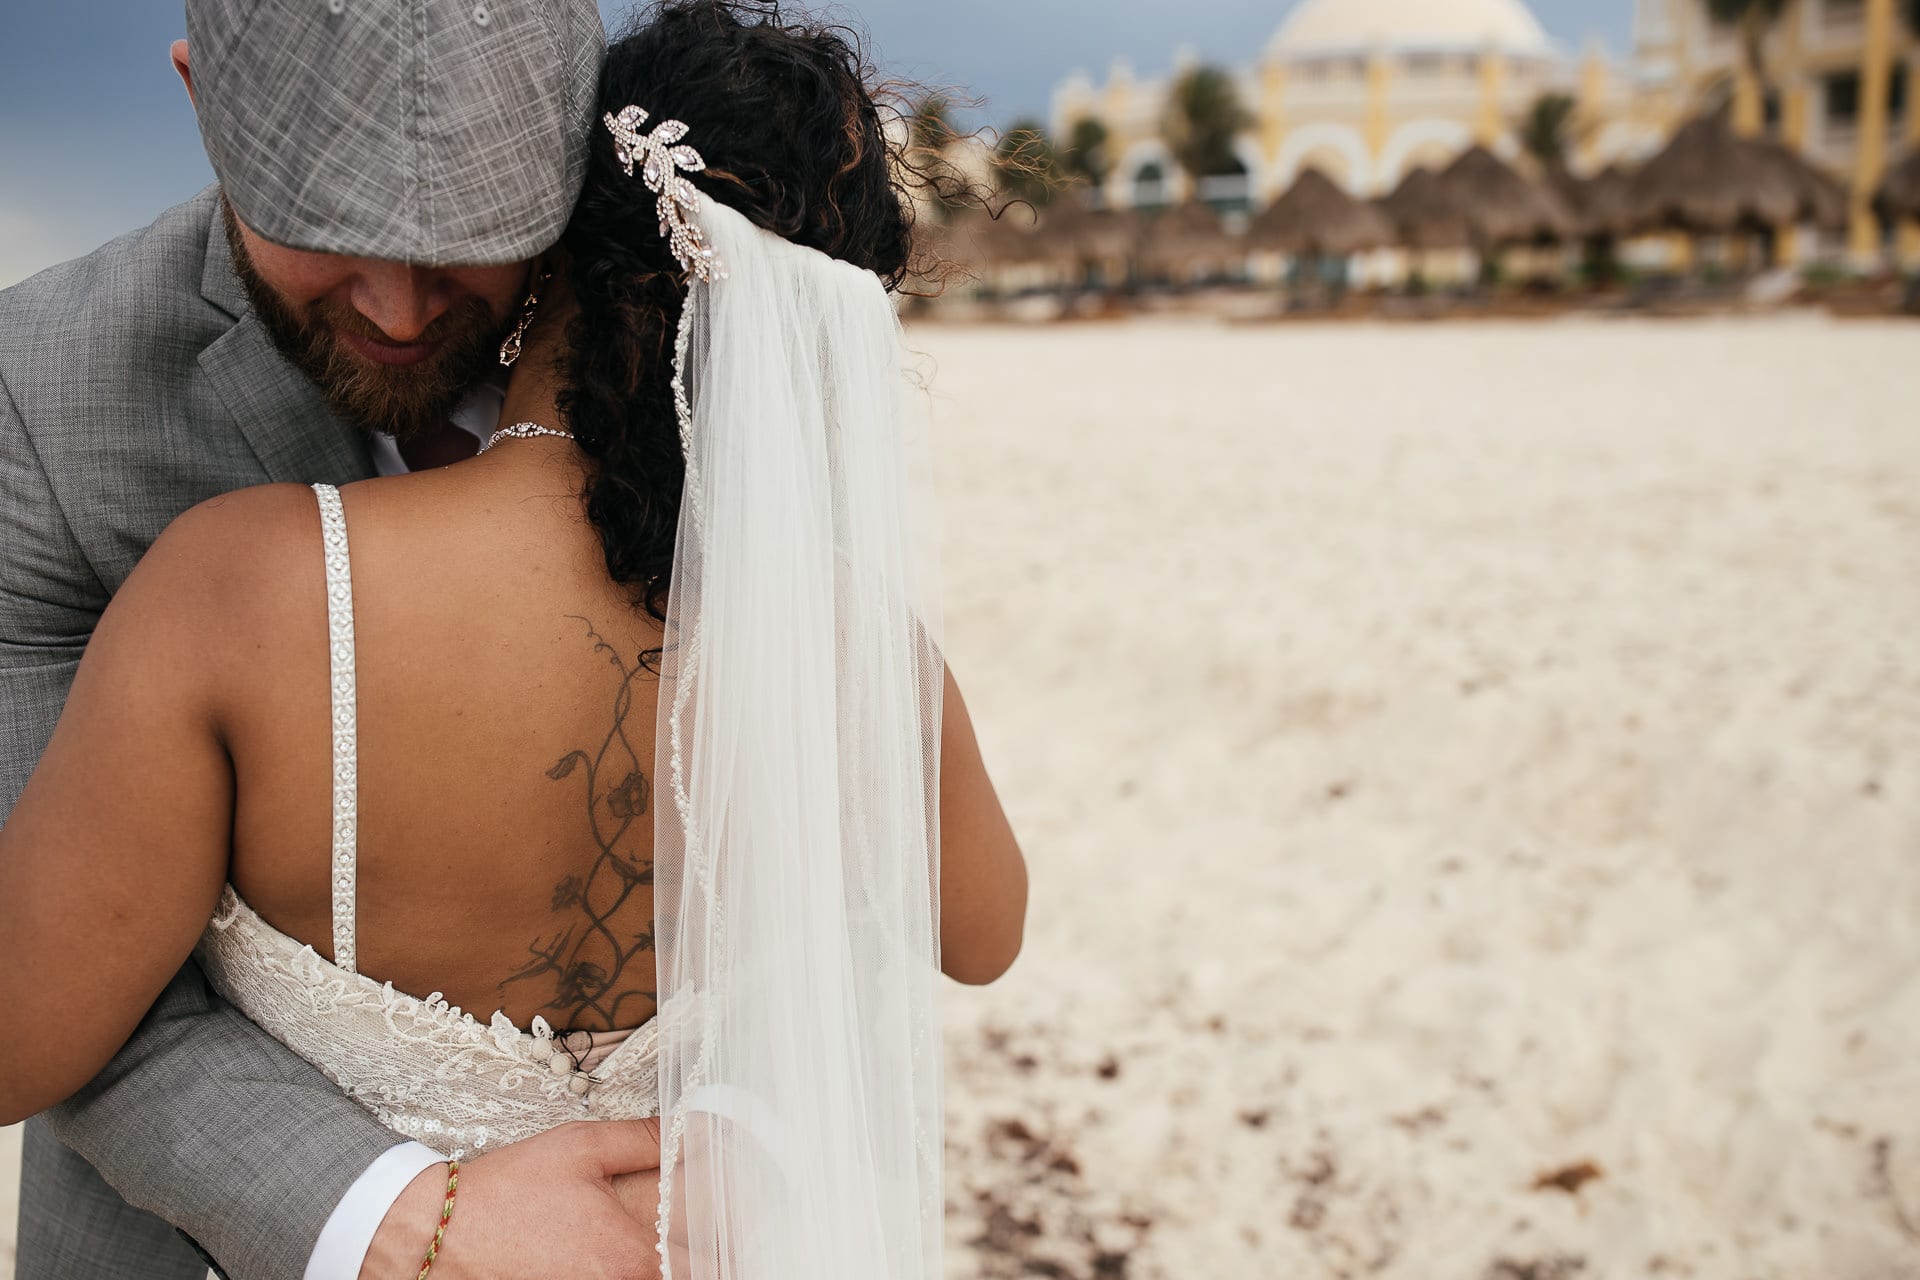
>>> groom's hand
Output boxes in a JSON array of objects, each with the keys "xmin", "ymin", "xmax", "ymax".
[{"xmin": 360, "ymin": 1119, "xmax": 664, "ymax": 1280}]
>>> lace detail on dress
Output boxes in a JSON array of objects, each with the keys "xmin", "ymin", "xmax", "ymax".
[{"xmin": 198, "ymin": 888, "xmax": 660, "ymax": 1158}]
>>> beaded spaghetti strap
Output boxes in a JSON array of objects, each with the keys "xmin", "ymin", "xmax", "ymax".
[{"xmin": 313, "ymin": 484, "xmax": 361, "ymax": 974}]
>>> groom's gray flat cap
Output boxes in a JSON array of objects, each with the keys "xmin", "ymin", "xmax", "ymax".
[{"xmin": 187, "ymin": 0, "xmax": 605, "ymax": 265}]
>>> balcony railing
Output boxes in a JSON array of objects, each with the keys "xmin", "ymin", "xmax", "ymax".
[
  {"xmin": 1817, "ymin": 0, "xmax": 1866, "ymax": 42},
  {"xmin": 1820, "ymin": 119, "xmax": 1860, "ymax": 156}
]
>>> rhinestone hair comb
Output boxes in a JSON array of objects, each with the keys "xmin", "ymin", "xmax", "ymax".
[{"xmin": 603, "ymin": 105, "xmax": 727, "ymax": 283}]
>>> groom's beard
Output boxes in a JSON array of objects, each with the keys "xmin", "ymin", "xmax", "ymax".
[{"xmin": 221, "ymin": 200, "xmax": 506, "ymax": 443}]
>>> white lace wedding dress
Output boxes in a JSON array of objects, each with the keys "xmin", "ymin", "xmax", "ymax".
[{"xmin": 194, "ymin": 484, "xmax": 660, "ymax": 1161}]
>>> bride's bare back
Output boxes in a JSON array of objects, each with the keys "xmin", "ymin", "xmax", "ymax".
[{"xmin": 224, "ymin": 446, "xmax": 664, "ymax": 1032}]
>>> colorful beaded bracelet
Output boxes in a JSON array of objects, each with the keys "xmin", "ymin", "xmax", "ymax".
[{"xmin": 416, "ymin": 1160, "xmax": 462, "ymax": 1280}]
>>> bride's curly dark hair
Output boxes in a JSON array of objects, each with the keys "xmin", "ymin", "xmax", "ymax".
[{"xmin": 559, "ymin": 0, "xmax": 948, "ymax": 633}]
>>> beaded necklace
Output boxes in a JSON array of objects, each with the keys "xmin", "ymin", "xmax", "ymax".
[{"xmin": 478, "ymin": 422, "xmax": 575, "ymax": 454}]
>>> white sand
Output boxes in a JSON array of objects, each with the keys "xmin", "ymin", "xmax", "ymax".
[
  {"xmin": 928, "ymin": 315, "xmax": 1920, "ymax": 1280},
  {"xmin": 5, "ymin": 316, "xmax": 1917, "ymax": 1279}
]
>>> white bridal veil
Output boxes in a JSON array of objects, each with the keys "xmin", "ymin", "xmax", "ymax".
[{"xmin": 650, "ymin": 191, "xmax": 945, "ymax": 1279}]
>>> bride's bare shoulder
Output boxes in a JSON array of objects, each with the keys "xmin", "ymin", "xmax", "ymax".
[
  {"xmin": 45, "ymin": 482, "xmax": 341, "ymax": 751},
  {"xmin": 117, "ymin": 482, "xmax": 336, "ymax": 653},
  {"xmin": 141, "ymin": 481, "xmax": 332, "ymax": 587}
]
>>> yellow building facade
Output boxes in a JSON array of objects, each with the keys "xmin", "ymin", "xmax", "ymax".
[
  {"xmin": 1051, "ymin": 0, "xmax": 1918, "ymax": 258},
  {"xmin": 1051, "ymin": 0, "xmax": 1647, "ymax": 210},
  {"xmin": 1635, "ymin": 0, "xmax": 1918, "ymax": 254}
]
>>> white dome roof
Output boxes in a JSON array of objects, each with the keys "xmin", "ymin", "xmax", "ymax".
[{"xmin": 1270, "ymin": 0, "xmax": 1552, "ymax": 58}]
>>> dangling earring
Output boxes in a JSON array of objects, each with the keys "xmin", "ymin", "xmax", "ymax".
[{"xmin": 498, "ymin": 268, "xmax": 551, "ymax": 368}]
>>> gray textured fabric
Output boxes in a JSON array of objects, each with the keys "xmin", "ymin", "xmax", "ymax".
[
  {"xmin": 2, "ymin": 188, "xmax": 404, "ymax": 1280},
  {"xmin": 187, "ymin": 0, "xmax": 605, "ymax": 265},
  {"xmin": 18, "ymin": 1122, "xmax": 209, "ymax": 1280}
]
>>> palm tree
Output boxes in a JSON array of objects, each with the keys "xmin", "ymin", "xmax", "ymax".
[
  {"xmin": 1520, "ymin": 94, "xmax": 1579, "ymax": 177},
  {"xmin": 1520, "ymin": 92, "xmax": 1618, "ymax": 280},
  {"xmin": 1061, "ymin": 116, "xmax": 1113, "ymax": 189},
  {"xmin": 906, "ymin": 94, "xmax": 968, "ymax": 222},
  {"xmin": 994, "ymin": 118, "xmax": 1058, "ymax": 206},
  {"xmin": 910, "ymin": 94, "xmax": 957, "ymax": 154},
  {"xmin": 1706, "ymin": 0, "xmax": 1789, "ymax": 129},
  {"xmin": 1163, "ymin": 66, "xmax": 1253, "ymax": 185}
]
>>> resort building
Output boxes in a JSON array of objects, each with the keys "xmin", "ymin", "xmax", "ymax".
[
  {"xmin": 1050, "ymin": 0, "xmax": 1643, "ymax": 211},
  {"xmin": 1050, "ymin": 0, "xmax": 1919, "ymax": 255},
  {"xmin": 1634, "ymin": 0, "xmax": 1919, "ymax": 252}
]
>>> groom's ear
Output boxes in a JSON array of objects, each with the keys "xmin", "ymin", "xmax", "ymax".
[{"xmin": 170, "ymin": 40, "xmax": 196, "ymax": 108}]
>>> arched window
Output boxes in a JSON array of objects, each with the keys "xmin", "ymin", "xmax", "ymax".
[
  {"xmin": 1133, "ymin": 161, "xmax": 1170, "ymax": 212},
  {"xmin": 1197, "ymin": 155, "xmax": 1253, "ymax": 216}
]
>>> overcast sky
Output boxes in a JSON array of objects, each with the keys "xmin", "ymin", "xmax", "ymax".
[{"xmin": 0, "ymin": 1, "xmax": 1633, "ymax": 287}]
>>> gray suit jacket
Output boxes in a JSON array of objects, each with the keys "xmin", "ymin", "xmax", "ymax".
[{"xmin": 1, "ymin": 187, "xmax": 406, "ymax": 1280}]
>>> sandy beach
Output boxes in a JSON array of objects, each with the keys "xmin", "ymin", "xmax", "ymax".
[
  {"xmin": 6, "ymin": 315, "xmax": 1918, "ymax": 1279},
  {"xmin": 927, "ymin": 314, "xmax": 1920, "ymax": 1280}
]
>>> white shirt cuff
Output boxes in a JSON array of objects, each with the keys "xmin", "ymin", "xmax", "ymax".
[{"xmin": 304, "ymin": 1141, "xmax": 448, "ymax": 1280}]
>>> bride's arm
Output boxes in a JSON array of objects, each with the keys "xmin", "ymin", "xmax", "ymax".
[
  {"xmin": 0, "ymin": 499, "xmax": 238, "ymax": 1124},
  {"xmin": 936, "ymin": 667, "xmax": 1028, "ymax": 985}
]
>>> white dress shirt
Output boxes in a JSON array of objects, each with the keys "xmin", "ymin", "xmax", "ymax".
[
  {"xmin": 363, "ymin": 383, "xmax": 504, "ymax": 479},
  {"xmin": 304, "ymin": 385, "xmax": 501, "ymax": 1280}
]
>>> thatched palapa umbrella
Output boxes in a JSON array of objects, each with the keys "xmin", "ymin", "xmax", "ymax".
[
  {"xmin": 1135, "ymin": 200, "xmax": 1238, "ymax": 282},
  {"xmin": 1378, "ymin": 166, "xmax": 1471, "ymax": 250},
  {"xmin": 1746, "ymin": 135, "xmax": 1848, "ymax": 230},
  {"xmin": 1876, "ymin": 149, "xmax": 1920, "ymax": 311},
  {"xmin": 1549, "ymin": 164, "xmax": 1635, "ymax": 240},
  {"xmin": 1030, "ymin": 194, "xmax": 1138, "ymax": 288},
  {"xmin": 918, "ymin": 203, "xmax": 1044, "ymax": 273},
  {"xmin": 1874, "ymin": 148, "xmax": 1920, "ymax": 224},
  {"xmin": 973, "ymin": 203, "xmax": 1047, "ymax": 266},
  {"xmin": 1622, "ymin": 112, "xmax": 1844, "ymax": 235},
  {"xmin": 1543, "ymin": 163, "xmax": 1638, "ymax": 285},
  {"xmin": 1437, "ymin": 145, "xmax": 1579, "ymax": 246},
  {"xmin": 1248, "ymin": 167, "xmax": 1394, "ymax": 257}
]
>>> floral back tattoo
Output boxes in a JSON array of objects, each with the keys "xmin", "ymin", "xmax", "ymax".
[{"xmin": 500, "ymin": 619, "xmax": 657, "ymax": 1032}]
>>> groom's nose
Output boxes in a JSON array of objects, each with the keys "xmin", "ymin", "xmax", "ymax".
[{"xmin": 347, "ymin": 261, "xmax": 457, "ymax": 344}]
